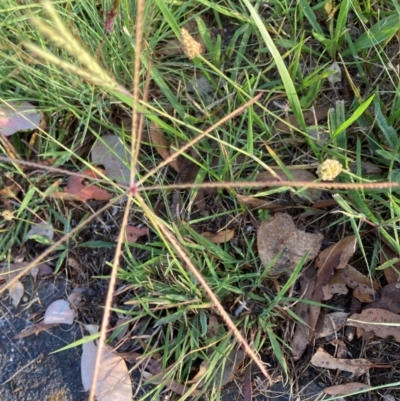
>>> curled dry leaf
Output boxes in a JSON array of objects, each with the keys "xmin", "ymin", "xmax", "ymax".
[
  {"xmin": 0, "ymin": 101, "xmax": 41, "ymax": 136},
  {"xmin": 315, "ymin": 235, "xmax": 357, "ymax": 271},
  {"xmin": 149, "ymin": 122, "xmax": 179, "ymax": 172},
  {"xmin": 43, "ymin": 299, "xmax": 76, "ymax": 325},
  {"xmin": 202, "ymin": 229, "xmax": 235, "ymax": 244},
  {"xmin": 124, "ymin": 225, "xmax": 148, "ymax": 244},
  {"xmin": 323, "ymin": 382, "xmax": 371, "ymax": 396},
  {"xmin": 91, "ymin": 135, "xmax": 132, "ymax": 185},
  {"xmin": 257, "ymin": 213, "xmax": 323, "ymax": 275},
  {"xmin": 311, "ymin": 348, "xmax": 387, "ymax": 377},
  {"xmin": 81, "ymin": 341, "xmax": 132, "ymax": 401},
  {"xmin": 365, "ymin": 283, "xmax": 400, "ymax": 313},
  {"xmin": 256, "ymin": 168, "xmax": 322, "ymax": 202},
  {"xmin": 64, "ymin": 168, "xmax": 113, "ymax": 201},
  {"xmin": 346, "ymin": 308, "xmax": 400, "ymax": 342},
  {"xmin": 315, "ymin": 312, "xmax": 349, "ymax": 339}
]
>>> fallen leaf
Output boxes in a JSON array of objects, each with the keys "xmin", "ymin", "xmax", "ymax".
[
  {"xmin": 322, "ymin": 279, "xmax": 348, "ymax": 301},
  {"xmin": 0, "ymin": 101, "xmax": 41, "ymax": 136},
  {"xmin": 236, "ymin": 194, "xmax": 288, "ymax": 210},
  {"xmin": 149, "ymin": 122, "xmax": 179, "ymax": 172},
  {"xmin": 315, "ymin": 235, "xmax": 357, "ymax": 271},
  {"xmin": 13, "ymin": 322, "xmax": 59, "ymax": 339},
  {"xmin": 292, "ymin": 265, "xmax": 317, "ymax": 360},
  {"xmin": 202, "ymin": 229, "xmax": 235, "ymax": 244},
  {"xmin": 10, "ymin": 280, "xmax": 24, "ymax": 307},
  {"xmin": 365, "ymin": 283, "xmax": 400, "ymax": 313},
  {"xmin": 346, "ymin": 308, "xmax": 400, "ymax": 341},
  {"xmin": 91, "ymin": 135, "xmax": 132, "ymax": 185},
  {"xmin": 0, "ymin": 262, "xmax": 51, "ymax": 287},
  {"xmin": 326, "ymin": 61, "xmax": 342, "ymax": 86},
  {"xmin": 323, "ymin": 382, "xmax": 371, "ymax": 395},
  {"xmin": 380, "ymin": 245, "xmax": 400, "ymax": 284},
  {"xmin": 81, "ymin": 340, "xmax": 132, "ymax": 400},
  {"xmin": 64, "ymin": 168, "xmax": 113, "ymax": 201},
  {"xmin": 43, "ymin": 299, "xmax": 76, "ymax": 324},
  {"xmin": 334, "ymin": 265, "xmax": 380, "ymax": 303},
  {"xmin": 24, "ymin": 221, "xmax": 54, "ymax": 244},
  {"xmin": 311, "ymin": 348, "xmax": 387, "ymax": 377},
  {"xmin": 124, "ymin": 225, "xmax": 148, "ymax": 244},
  {"xmin": 349, "ymin": 161, "xmax": 382, "ymax": 175},
  {"xmin": 256, "ymin": 168, "xmax": 322, "ymax": 202},
  {"xmin": 257, "ymin": 213, "xmax": 323, "ymax": 275},
  {"xmin": 274, "ymin": 105, "xmax": 331, "ymax": 133},
  {"xmin": 308, "ymin": 239, "xmax": 356, "ymax": 341},
  {"xmin": 315, "ymin": 312, "xmax": 349, "ymax": 339}
]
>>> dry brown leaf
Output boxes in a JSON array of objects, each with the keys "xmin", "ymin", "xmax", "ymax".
[
  {"xmin": 292, "ymin": 265, "xmax": 317, "ymax": 360},
  {"xmin": 349, "ymin": 161, "xmax": 383, "ymax": 175},
  {"xmin": 322, "ymin": 280, "xmax": 348, "ymax": 301},
  {"xmin": 308, "ymin": 239, "xmax": 355, "ymax": 341},
  {"xmin": 365, "ymin": 283, "xmax": 400, "ymax": 313},
  {"xmin": 257, "ymin": 213, "xmax": 323, "ymax": 275},
  {"xmin": 315, "ymin": 312, "xmax": 349, "ymax": 339},
  {"xmin": 311, "ymin": 348, "xmax": 387, "ymax": 376},
  {"xmin": 124, "ymin": 225, "xmax": 148, "ymax": 244},
  {"xmin": 323, "ymin": 382, "xmax": 371, "ymax": 395},
  {"xmin": 202, "ymin": 229, "xmax": 234, "ymax": 244},
  {"xmin": 380, "ymin": 245, "xmax": 400, "ymax": 284},
  {"xmin": 64, "ymin": 168, "xmax": 113, "ymax": 201},
  {"xmin": 0, "ymin": 183, "xmax": 20, "ymax": 198},
  {"xmin": 315, "ymin": 235, "xmax": 357, "ymax": 271},
  {"xmin": 334, "ymin": 265, "xmax": 380, "ymax": 303},
  {"xmin": 274, "ymin": 105, "xmax": 331, "ymax": 133},
  {"xmin": 149, "ymin": 122, "xmax": 179, "ymax": 172},
  {"xmin": 256, "ymin": 168, "xmax": 322, "ymax": 202},
  {"xmin": 13, "ymin": 322, "xmax": 59, "ymax": 339},
  {"xmin": 236, "ymin": 194, "xmax": 288, "ymax": 210},
  {"xmin": 346, "ymin": 308, "xmax": 400, "ymax": 341}
]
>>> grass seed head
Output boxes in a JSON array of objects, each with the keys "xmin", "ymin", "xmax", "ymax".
[
  {"xmin": 180, "ymin": 28, "xmax": 203, "ymax": 59},
  {"xmin": 317, "ymin": 159, "xmax": 343, "ymax": 181}
]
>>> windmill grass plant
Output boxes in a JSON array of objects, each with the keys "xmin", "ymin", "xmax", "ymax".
[{"xmin": 1, "ymin": 0, "xmax": 400, "ymax": 400}]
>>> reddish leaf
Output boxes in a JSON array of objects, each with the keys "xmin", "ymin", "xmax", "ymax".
[
  {"xmin": 124, "ymin": 225, "xmax": 148, "ymax": 244},
  {"xmin": 64, "ymin": 168, "xmax": 113, "ymax": 201}
]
